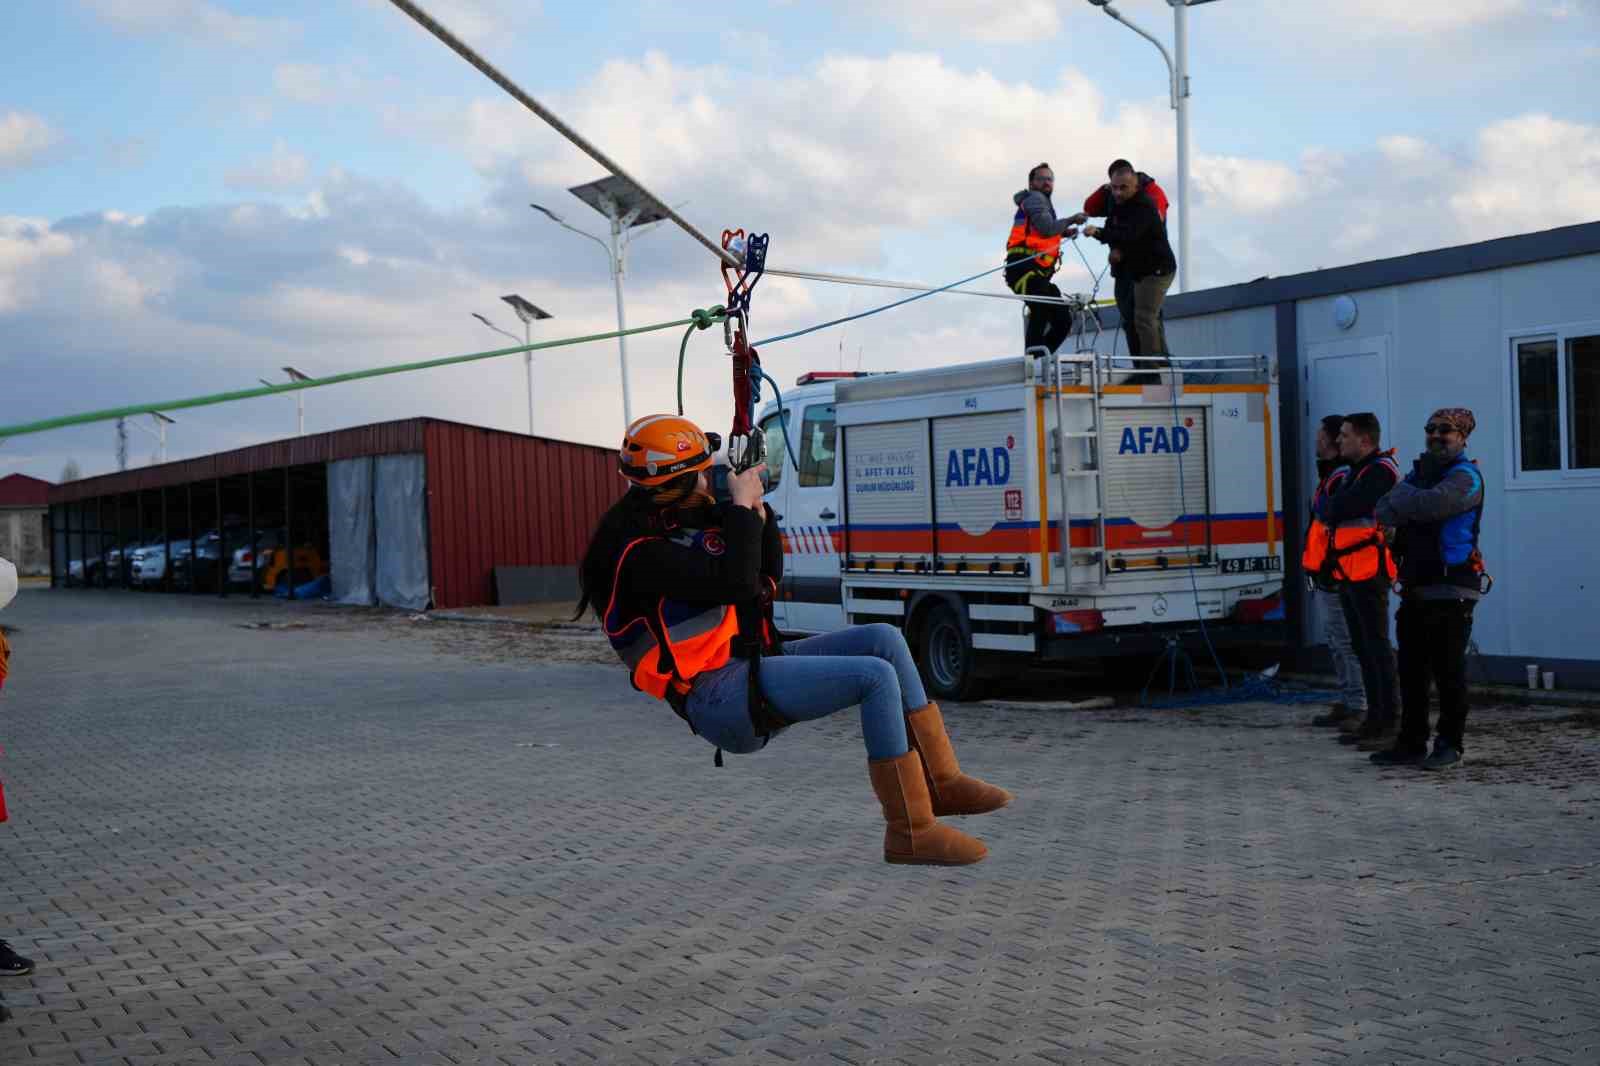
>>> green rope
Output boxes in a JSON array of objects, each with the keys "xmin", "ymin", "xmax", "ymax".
[
  {"xmin": 0, "ymin": 316, "xmax": 702, "ymax": 440},
  {"xmin": 677, "ymin": 304, "xmax": 728, "ymax": 416}
]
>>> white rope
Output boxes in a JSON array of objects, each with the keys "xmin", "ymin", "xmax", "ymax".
[{"xmin": 766, "ymin": 264, "xmax": 1114, "ymax": 308}]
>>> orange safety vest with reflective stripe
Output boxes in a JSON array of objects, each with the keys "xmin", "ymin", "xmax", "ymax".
[
  {"xmin": 1007, "ymin": 201, "xmax": 1062, "ymax": 280},
  {"xmin": 1302, "ymin": 452, "xmax": 1400, "ymax": 584},
  {"xmin": 603, "ymin": 535, "xmax": 742, "ymax": 702}
]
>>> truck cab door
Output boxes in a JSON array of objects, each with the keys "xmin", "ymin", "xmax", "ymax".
[
  {"xmin": 785, "ymin": 402, "xmax": 845, "ymax": 634},
  {"xmin": 759, "ymin": 410, "xmax": 793, "ymax": 632}
]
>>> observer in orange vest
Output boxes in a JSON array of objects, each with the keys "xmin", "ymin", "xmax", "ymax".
[
  {"xmin": 1305, "ymin": 413, "xmax": 1403, "ymax": 749},
  {"xmin": 576, "ymin": 414, "xmax": 1012, "ymax": 866},
  {"xmin": 1004, "ymin": 162, "xmax": 1080, "ymax": 357}
]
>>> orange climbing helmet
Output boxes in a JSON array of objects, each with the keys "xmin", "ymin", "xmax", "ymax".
[{"xmin": 618, "ymin": 414, "xmax": 720, "ymax": 488}]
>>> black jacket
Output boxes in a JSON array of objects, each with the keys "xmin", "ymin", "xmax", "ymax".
[
  {"xmin": 1094, "ymin": 190, "xmax": 1176, "ymax": 280},
  {"xmin": 1315, "ymin": 450, "xmax": 1399, "ymax": 525},
  {"xmin": 617, "ymin": 502, "xmax": 784, "ymax": 653}
]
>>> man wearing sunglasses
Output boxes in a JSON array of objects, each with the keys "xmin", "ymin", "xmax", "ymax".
[{"xmin": 1371, "ymin": 408, "xmax": 1486, "ymax": 770}]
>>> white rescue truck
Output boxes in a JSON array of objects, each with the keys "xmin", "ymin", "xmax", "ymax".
[{"xmin": 754, "ymin": 351, "xmax": 1287, "ymax": 698}]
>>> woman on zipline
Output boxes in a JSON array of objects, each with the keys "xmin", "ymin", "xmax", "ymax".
[{"xmin": 576, "ymin": 414, "xmax": 1012, "ymax": 865}]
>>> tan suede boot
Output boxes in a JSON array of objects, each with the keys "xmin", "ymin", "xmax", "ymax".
[
  {"xmin": 868, "ymin": 750, "xmax": 988, "ymax": 865},
  {"xmin": 905, "ymin": 702, "xmax": 1014, "ymax": 816}
]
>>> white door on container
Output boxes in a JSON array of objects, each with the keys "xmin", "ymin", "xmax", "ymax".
[
  {"xmin": 758, "ymin": 409, "xmax": 793, "ymax": 632},
  {"xmin": 1307, "ymin": 335, "xmax": 1391, "ymax": 645}
]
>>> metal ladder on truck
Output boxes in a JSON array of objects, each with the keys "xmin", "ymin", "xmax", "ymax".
[{"xmin": 1032, "ymin": 342, "xmax": 1109, "ymax": 594}]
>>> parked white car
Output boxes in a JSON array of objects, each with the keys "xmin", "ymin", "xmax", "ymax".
[{"xmin": 132, "ymin": 541, "xmax": 186, "ymax": 587}]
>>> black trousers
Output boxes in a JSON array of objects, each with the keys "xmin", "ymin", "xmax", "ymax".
[
  {"xmin": 1008, "ymin": 267, "xmax": 1073, "ymax": 354},
  {"xmin": 1339, "ymin": 579, "xmax": 1399, "ymax": 725},
  {"xmin": 1114, "ymin": 275, "xmax": 1140, "ymax": 357},
  {"xmin": 1397, "ymin": 597, "xmax": 1475, "ymax": 753}
]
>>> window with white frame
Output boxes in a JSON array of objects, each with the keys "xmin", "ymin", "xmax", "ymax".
[{"xmin": 1512, "ymin": 329, "xmax": 1600, "ymax": 477}]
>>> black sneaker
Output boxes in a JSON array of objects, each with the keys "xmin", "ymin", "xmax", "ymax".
[
  {"xmin": 1370, "ymin": 746, "xmax": 1426, "ymax": 767},
  {"xmin": 1421, "ymin": 742, "xmax": 1462, "ymax": 771},
  {"xmin": 0, "ymin": 942, "xmax": 33, "ymax": 977}
]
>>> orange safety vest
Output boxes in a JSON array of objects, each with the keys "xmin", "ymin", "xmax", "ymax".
[
  {"xmin": 1302, "ymin": 452, "xmax": 1400, "ymax": 584},
  {"xmin": 603, "ymin": 536, "xmax": 741, "ymax": 702},
  {"xmin": 1006, "ymin": 200, "xmax": 1062, "ymax": 280}
]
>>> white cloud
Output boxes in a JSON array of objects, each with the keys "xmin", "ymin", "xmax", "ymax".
[
  {"xmin": 274, "ymin": 62, "xmax": 334, "ymax": 104},
  {"xmin": 224, "ymin": 141, "xmax": 312, "ymax": 191},
  {"xmin": 6, "ymin": 38, "xmax": 1600, "ymax": 482},
  {"xmin": 844, "ymin": 0, "xmax": 1067, "ymax": 43},
  {"xmin": 1449, "ymin": 114, "xmax": 1600, "ymax": 230},
  {"xmin": 0, "ymin": 217, "xmax": 75, "ymax": 312},
  {"xmin": 1332, "ymin": 0, "xmax": 1531, "ymax": 30},
  {"xmin": 467, "ymin": 51, "xmax": 1173, "ymax": 271},
  {"xmin": 1191, "ymin": 156, "xmax": 1304, "ymax": 215},
  {"xmin": 0, "ymin": 111, "xmax": 63, "ymax": 171},
  {"xmin": 77, "ymin": 0, "xmax": 297, "ymax": 45},
  {"xmin": 271, "ymin": 62, "xmax": 370, "ymax": 106},
  {"xmin": 80, "ymin": 0, "xmax": 295, "ymax": 45},
  {"xmin": 361, "ymin": 0, "xmax": 536, "ymax": 42}
]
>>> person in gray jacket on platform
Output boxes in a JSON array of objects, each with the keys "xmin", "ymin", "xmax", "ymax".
[{"xmin": 1004, "ymin": 163, "xmax": 1079, "ymax": 355}]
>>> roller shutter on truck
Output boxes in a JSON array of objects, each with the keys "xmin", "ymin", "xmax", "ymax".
[
  {"xmin": 1099, "ymin": 406, "xmax": 1211, "ymax": 561},
  {"xmin": 843, "ymin": 420, "xmax": 932, "ymax": 571},
  {"xmin": 932, "ymin": 410, "xmax": 1030, "ymax": 573}
]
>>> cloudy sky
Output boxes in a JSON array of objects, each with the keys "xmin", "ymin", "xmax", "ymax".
[{"xmin": 3, "ymin": 0, "xmax": 1597, "ymax": 481}]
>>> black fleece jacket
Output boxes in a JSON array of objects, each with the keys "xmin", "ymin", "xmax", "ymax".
[
  {"xmin": 617, "ymin": 503, "xmax": 783, "ymax": 648},
  {"xmin": 1093, "ymin": 191, "xmax": 1176, "ymax": 280},
  {"xmin": 1316, "ymin": 451, "xmax": 1399, "ymax": 525}
]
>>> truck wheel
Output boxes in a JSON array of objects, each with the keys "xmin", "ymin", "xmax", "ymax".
[{"xmin": 916, "ymin": 603, "xmax": 985, "ymax": 703}]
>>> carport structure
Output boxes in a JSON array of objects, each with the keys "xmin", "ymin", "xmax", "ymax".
[{"xmin": 47, "ymin": 418, "xmax": 619, "ymax": 609}]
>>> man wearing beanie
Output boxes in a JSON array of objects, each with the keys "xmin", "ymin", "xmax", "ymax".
[{"xmin": 1371, "ymin": 408, "xmax": 1487, "ymax": 770}]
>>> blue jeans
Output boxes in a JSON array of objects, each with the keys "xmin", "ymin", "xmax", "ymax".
[{"xmin": 685, "ymin": 623, "xmax": 925, "ymax": 759}]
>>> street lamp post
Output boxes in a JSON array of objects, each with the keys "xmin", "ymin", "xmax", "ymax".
[
  {"xmin": 126, "ymin": 411, "xmax": 176, "ymax": 464},
  {"xmin": 259, "ymin": 368, "xmax": 312, "ymax": 436},
  {"xmin": 1086, "ymin": 0, "xmax": 1218, "ymax": 293},
  {"xmin": 531, "ymin": 175, "xmax": 670, "ymax": 430},
  {"xmin": 472, "ymin": 293, "xmax": 552, "ymax": 435}
]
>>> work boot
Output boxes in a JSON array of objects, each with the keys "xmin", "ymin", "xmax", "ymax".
[
  {"xmin": 1370, "ymin": 745, "xmax": 1426, "ymax": 767},
  {"xmin": 1338, "ymin": 714, "xmax": 1386, "ymax": 745},
  {"xmin": 1421, "ymin": 741, "xmax": 1462, "ymax": 771},
  {"xmin": 0, "ymin": 942, "xmax": 32, "ymax": 977},
  {"xmin": 868, "ymin": 750, "xmax": 988, "ymax": 865},
  {"xmin": 1310, "ymin": 702, "xmax": 1360, "ymax": 727},
  {"xmin": 905, "ymin": 702, "xmax": 1013, "ymax": 816}
]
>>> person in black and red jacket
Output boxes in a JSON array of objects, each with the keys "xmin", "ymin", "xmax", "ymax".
[
  {"xmin": 1074, "ymin": 160, "xmax": 1177, "ymax": 364},
  {"xmin": 1314, "ymin": 414, "xmax": 1403, "ymax": 751},
  {"xmin": 1305, "ymin": 415, "xmax": 1369, "ymax": 729}
]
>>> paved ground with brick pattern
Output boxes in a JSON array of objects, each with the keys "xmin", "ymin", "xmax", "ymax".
[{"xmin": 2, "ymin": 589, "xmax": 1597, "ymax": 1065}]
